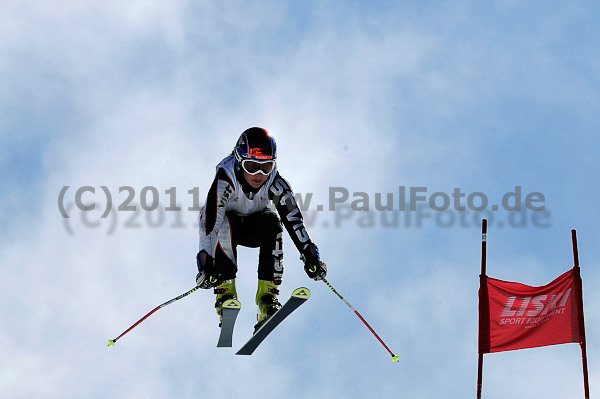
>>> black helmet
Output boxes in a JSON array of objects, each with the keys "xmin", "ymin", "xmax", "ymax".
[{"xmin": 234, "ymin": 127, "xmax": 277, "ymax": 175}]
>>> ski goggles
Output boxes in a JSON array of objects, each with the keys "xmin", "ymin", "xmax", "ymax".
[{"xmin": 241, "ymin": 159, "xmax": 275, "ymax": 175}]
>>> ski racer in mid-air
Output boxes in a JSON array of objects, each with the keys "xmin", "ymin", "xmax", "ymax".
[{"xmin": 195, "ymin": 127, "xmax": 327, "ymax": 331}]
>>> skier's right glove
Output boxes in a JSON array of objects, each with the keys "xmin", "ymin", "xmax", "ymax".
[
  {"xmin": 301, "ymin": 243, "xmax": 327, "ymax": 281},
  {"xmin": 196, "ymin": 250, "xmax": 220, "ymax": 289}
]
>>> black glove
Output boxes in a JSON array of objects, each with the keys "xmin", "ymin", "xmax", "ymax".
[
  {"xmin": 196, "ymin": 250, "xmax": 220, "ymax": 289},
  {"xmin": 301, "ymin": 243, "xmax": 327, "ymax": 281}
]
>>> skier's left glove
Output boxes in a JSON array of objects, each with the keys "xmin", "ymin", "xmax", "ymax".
[{"xmin": 301, "ymin": 243, "xmax": 327, "ymax": 281}]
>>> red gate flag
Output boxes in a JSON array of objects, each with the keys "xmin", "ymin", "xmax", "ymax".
[
  {"xmin": 479, "ymin": 267, "xmax": 583, "ymax": 354},
  {"xmin": 477, "ymin": 223, "xmax": 590, "ymax": 399}
]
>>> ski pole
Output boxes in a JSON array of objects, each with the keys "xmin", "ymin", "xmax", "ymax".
[
  {"xmin": 321, "ymin": 277, "xmax": 399, "ymax": 362},
  {"xmin": 108, "ymin": 286, "xmax": 200, "ymax": 346}
]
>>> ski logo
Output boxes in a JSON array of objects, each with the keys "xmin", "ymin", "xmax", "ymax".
[
  {"xmin": 292, "ymin": 287, "xmax": 311, "ymax": 299},
  {"xmin": 223, "ymin": 299, "xmax": 241, "ymax": 309}
]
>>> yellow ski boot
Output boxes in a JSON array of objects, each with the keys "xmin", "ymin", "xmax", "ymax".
[
  {"xmin": 214, "ymin": 279, "xmax": 237, "ymax": 327},
  {"xmin": 254, "ymin": 280, "xmax": 282, "ymax": 333}
]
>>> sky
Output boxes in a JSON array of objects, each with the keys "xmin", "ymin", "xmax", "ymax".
[{"xmin": 1, "ymin": 1, "xmax": 600, "ymax": 398}]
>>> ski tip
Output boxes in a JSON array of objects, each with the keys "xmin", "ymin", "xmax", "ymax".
[
  {"xmin": 108, "ymin": 339, "xmax": 116, "ymax": 347},
  {"xmin": 292, "ymin": 287, "xmax": 311, "ymax": 299},
  {"xmin": 222, "ymin": 299, "xmax": 241, "ymax": 309},
  {"xmin": 391, "ymin": 354, "xmax": 399, "ymax": 363}
]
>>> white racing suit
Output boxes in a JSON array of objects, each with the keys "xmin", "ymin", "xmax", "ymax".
[{"xmin": 198, "ymin": 155, "xmax": 313, "ymax": 282}]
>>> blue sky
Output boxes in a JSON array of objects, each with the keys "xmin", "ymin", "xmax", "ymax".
[{"xmin": 2, "ymin": 1, "xmax": 599, "ymax": 398}]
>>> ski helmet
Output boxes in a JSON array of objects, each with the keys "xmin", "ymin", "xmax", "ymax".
[{"xmin": 234, "ymin": 127, "xmax": 277, "ymax": 175}]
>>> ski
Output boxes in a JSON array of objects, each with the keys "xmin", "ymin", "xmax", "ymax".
[
  {"xmin": 217, "ymin": 299, "xmax": 241, "ymax": 347},
  {"xmin": 236, "ymin": 287, "xmax": 310, "ymax": 356}
]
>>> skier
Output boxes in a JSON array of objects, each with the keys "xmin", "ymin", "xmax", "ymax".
[{"xmin": 196, "ymin": 127, "xmax": 327, "ymax": 331}]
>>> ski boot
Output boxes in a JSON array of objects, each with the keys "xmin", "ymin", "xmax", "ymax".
[
  {"xmin": 254, "ymin": 279, "xmax": 282, "ymax": 333},
  {"xmin": 214, "ymin": 279, "xmax": 237, "ymax": 327}
]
